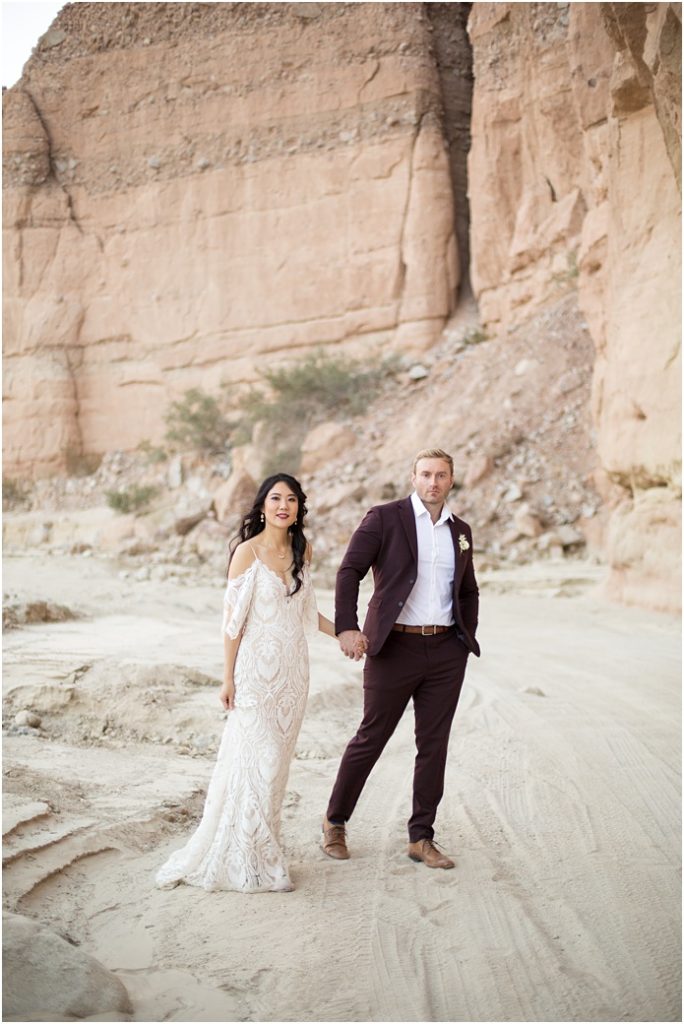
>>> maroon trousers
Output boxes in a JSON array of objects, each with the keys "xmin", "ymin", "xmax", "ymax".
[{"xmin": 326, "ymin": 629, "xmax": 469, "ymax": 843}]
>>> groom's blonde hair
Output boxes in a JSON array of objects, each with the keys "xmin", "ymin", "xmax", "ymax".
[{"xmin": 412, "ymin": 448, "xmax": 454, "ymax": 475}]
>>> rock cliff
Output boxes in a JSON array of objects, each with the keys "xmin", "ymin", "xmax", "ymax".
[
  {"xmin": 3, "ymin": 2, "xmax": 464, "ymax": 474},
  {"xmin": 468, "ymin": 1, "xmax": 681, "ymax": 610}
]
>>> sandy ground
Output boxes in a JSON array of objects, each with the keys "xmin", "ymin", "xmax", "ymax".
[{"xmin": 2, "ymin": 552, "xmax": 681, "ymax": 1023}]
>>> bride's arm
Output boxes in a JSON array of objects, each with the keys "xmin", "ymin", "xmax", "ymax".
[
  {"xmin": 306, "ymin": 541, "xmax": 355, "ymax": 641},
  {"xmin": 318, "ymin": 612, "xmax": 336, "ymax": 638},
  {"xmin": 220, "ymin": 633, "xmax": 242, "ymax": 710},
  {"xmin": 219, "ymin": 543, "xmax": 256, "ymax": 710}
]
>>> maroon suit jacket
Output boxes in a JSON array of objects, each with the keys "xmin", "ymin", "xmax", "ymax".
[{"xmin": 335, "ymin": 497, "xmax": 480, "ymax": 658}]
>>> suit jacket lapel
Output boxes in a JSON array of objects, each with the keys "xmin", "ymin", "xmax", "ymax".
[
  {"xmin": 448, "ymin": 517, "xmax": 465, "ymax": 588},
  {"xmin": 398, "ymin": 498, "xmax": 418, "ymax": 564}
]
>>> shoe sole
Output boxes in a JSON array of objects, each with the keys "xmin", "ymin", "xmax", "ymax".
[
  {"xmin": 408, "ymin": 853, "xmax": 454, "ymax": 869},
  {"xmin": 321, "ymin": 845, "xmax": 350, "ymax": 860}
]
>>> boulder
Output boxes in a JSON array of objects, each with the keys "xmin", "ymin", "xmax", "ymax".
[
  {"xmin": 213, "ymin": 470, "xmax": 257, "ymax": 523},
  {"xmin": 464, "ymin": 454, "xmax": 494, "ymax": 488},
  {"xmin": 299, "ymin": 422, "xmax": 357, "ymax": 476},
  {"xmin": 315, "ymin": 480, "xmax": 366, "ymax": 515},
  {"xmin": 14, "ymin": 710, "xmax": 41, "ymax": 728},
  {"xmin": 2, "ymin": 912, "xmax": 132, "ymax": 1021},
  {"xmin": 512, "ymin": 506, "xmax": 543, "ymax": 538}
]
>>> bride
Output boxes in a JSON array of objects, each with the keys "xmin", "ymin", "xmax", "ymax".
[{"xmin": 156, "ymin": 472, "xmax": 354, "ymax": 893}]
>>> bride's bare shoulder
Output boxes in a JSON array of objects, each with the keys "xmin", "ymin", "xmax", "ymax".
[{"xmin": 228, "ymin": 540, "xmax": 258, "ymax": 579}]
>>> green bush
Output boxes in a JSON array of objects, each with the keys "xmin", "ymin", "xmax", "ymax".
[
  {"xmin": 462, "ymin": 327, "xmax": 489, "ymax": 347},
  {"xmin": 164, "ymin": 388, "xmax": 231, "ymax": 454},
  {"xmin": 105, "ymin": 485, "xmax": 159, "ymax": 515},
  {"xmin": 64, "ymin": 448, "xmax": 102, "ymax": 477},
  {"xmin": 240, "ymin": 350, "xmax": 390, "ymax": 429},
  {"xmin": 552, "ymin": 250, "xmax": 579, "ymax": 286},
  {"xmin": 236, "ymin": 350, "xmax": 393, "ymax": 472},
  {"xmin": 2, "ymin": 477, "xmax": 28, "ymax": 510},
  {"xmin": 137, "ymin": 439, "xmax": 168, "ymax": 463}
]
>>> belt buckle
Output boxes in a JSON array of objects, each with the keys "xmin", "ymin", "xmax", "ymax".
[{"xmin": 421, "ymin": 624, "xmax": 436, "ymax": 636}]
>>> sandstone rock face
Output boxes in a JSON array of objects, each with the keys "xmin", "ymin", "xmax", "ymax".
[
  {"xmin": 468, "ymin": 2, "xmax": 681, "ymax": 611},
  {"xmin": 2, "ymin": 911, "xmax": 132, "ymax": 1021},
  {"xmin": 3, "ymin": 2, "xmax": 467, "ymax": 477}
]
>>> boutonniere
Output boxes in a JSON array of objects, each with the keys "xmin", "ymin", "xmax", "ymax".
[{"xmin": 458, "ymin": 533, "xmax": 470, "ymax": 552}]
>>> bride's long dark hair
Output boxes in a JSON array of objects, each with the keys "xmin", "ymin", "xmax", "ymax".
[{"xmin": 228, "ymin": 473, "xmax": 309, "ymax": 595}]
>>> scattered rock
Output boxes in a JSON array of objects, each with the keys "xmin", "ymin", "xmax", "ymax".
[
  {"xmin": 2, "ymin": 912, "xmax": 133, "ymax": 1021},
  {"xmin": 41, "ymin": 27, "xmax": 67, "ymax": 48},
  {"xmin": 316, "ymin": 480, "xmax": 366, "ymax": 515},
  {"xmin": 464, "ymin": 454, "xmax": 494, "ymax": 488},
  {"xmin": 502, "ymin": 483, "xmax": 523, "ymax": 503},
  {"xmin": 300, "ymin": 422, "xmax": 357, "ymax": 476},
  {"xmin": 174, "ymin": 508, "xmax": 211, "ymax": 536},
  {"xmin": 522, "ymin": 686, "xmax": 546, "ymax": 697},
  {"xmin": 14, "ymin": 710, "xmax": 41, "ymax": 728},
  {"xmin": 512, "ymin": 506, "xmax": 543, "ymax": 538},
  {"xmin": 3, "ymin": 600, "xmax": 79, "ymax": 630},
  {"xmin": 557, "ymin": 524, "xmax": 585, "ymax": 548},
  {"xmin": 408, "ymin": 363, "xmax": 429, "ymax": 381},
  {"xmin": 213, "ymin": 470, "xmax": 257, "ymax": 523},
  {"xmin": 167, "ymin": 455, "xmax": 184, "ymax": 489},
  {"xmin": 514, "ymin": 358, "xmax": 538, "ymax": 376},
  {"xmin": 120, "ymin": 539, "xmax": 158, "ymax": 557}
]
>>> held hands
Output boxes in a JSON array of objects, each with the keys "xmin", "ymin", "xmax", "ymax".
[
  {"xmin": 219, "ymin": 677, "xmax": 235, "ymax": 711},
  {"xmin": 338, "ymin": 629, "xmax": 369, "ymax": 661}
]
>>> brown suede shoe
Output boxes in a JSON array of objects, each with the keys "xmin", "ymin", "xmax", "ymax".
[
  {"xmin": 407, "ymin": 839, "xmax": 455, "ymax": 869},
  {"xmin": 321, "ymin": 817, "xmax": 350, "ymax": 860}
]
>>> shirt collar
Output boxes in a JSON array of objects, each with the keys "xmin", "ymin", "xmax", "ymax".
[{"xmin": 410, "ymin": 491, "xmax": 453, "ymax": 525}]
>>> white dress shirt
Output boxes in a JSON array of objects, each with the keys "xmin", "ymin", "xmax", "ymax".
[{"xmin": 396, "ymin": 491, "xmax": 456, "ymax": 626}]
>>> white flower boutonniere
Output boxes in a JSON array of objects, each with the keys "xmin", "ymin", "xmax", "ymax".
[{"xmin": 458, "ymin": 533, "xmax": 470, "ymax": 552}]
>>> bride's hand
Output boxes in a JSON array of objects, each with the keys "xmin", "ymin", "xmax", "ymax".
[{"xmin": 219, "ymin": 677, "xmax": 235, "ymax": 711}]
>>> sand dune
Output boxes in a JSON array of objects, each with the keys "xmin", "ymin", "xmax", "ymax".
[{"xmin": 2, "ymin": 552, "xmax": 681, "ymax": 1022}]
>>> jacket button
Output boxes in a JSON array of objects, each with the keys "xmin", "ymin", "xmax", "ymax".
[
  {"xmin": 398, "ymin": 601, "xmax": 403, "ymax": 607},
  {"xmin": 409, "ymin": 579, "xmax": 414, "ymax": 584}
]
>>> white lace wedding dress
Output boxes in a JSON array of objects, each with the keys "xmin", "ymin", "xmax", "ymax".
[{"xmin": 155, "ymin": 557, "xmax": 317, "ymax": 893}]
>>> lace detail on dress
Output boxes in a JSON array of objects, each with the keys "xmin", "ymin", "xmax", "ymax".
[
  {"xmin": 156, "ymin": 557, "xmax": 315, "ymax": 894},
  {"xmin": 302, "ymin": 565, "xmax": 319, "ymax": 635},
  {"xmin": 221, "ymin": 562, "xmax": 258, "ymax": 639}
]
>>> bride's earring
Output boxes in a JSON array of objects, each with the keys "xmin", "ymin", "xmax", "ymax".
[{"xmin": 260, "ymin": 512, "xmax": 265, "ymax": 524}]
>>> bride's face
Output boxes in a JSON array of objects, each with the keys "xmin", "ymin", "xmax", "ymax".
[{"xmin": 262, "ymin": 482, "xmax": 299, "ymax": 531}]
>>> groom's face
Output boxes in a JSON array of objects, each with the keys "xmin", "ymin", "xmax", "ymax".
[{"xmin": 412, "ymin": 458, "xmax": 454, "ymax": 509}]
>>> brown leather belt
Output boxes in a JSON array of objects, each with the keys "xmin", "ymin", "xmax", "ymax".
[{"xmin": 392, "ymin": 624, "xmax": 453, "ymax": 636}]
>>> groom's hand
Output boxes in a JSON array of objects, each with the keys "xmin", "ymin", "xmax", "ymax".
[{"xmin": 338, "ymin": 630, "xmax": 366, "ymax": 661}]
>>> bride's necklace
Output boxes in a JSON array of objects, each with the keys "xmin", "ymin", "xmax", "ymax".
[{"xmin": 261, "ymin": 544, "xmax": 290, "ymax": 560}]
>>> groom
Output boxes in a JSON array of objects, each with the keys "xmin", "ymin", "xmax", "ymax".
[{"xmin": 322, "ymin": 448, "xmax": 480, "ymax": 869}]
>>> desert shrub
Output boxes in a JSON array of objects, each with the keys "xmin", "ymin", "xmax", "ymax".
[
  {"xmin": 462, "ymin": 327, "xmax": 489, "ymax": 346},
  {"xmin": 137, "ymin": 439, "xmax": 168, "ymax": 463},
  {"xmin": 552, "ymin": 250, "xmax": 579, "ymax": 286},
  {"xmin": 236, "ymin": 350, "xmax": 393, "ymax": 472},
  {"xmin": 164, "ymin": 388, "xmax": 231, "ymax": 454},
  {"xmin": 64, "ymin": 448, "xmax": 102, "ymax": 477},
  {"xmin": 259, "ymin": 443, "xmax": 307, "ymax": 479},
  {"xmin": 240, "ymin": 350, "xmax": 390, "ymax": 429},
  {"xmin": 105, "ymin": 485, "xmax": 159, "ymax": 515},
  {"xmin": 2, "ymin": 477, "xmax": 28, "ymax": 510}
]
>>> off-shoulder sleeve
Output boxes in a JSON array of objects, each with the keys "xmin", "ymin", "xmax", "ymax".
[
  {"xmin": 302, "ymin": 565, "xmax": 319, "ymax": 636},
  {"xmin": 222, "ymin": 563, "xmax": 257, "ymax": 639}
]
